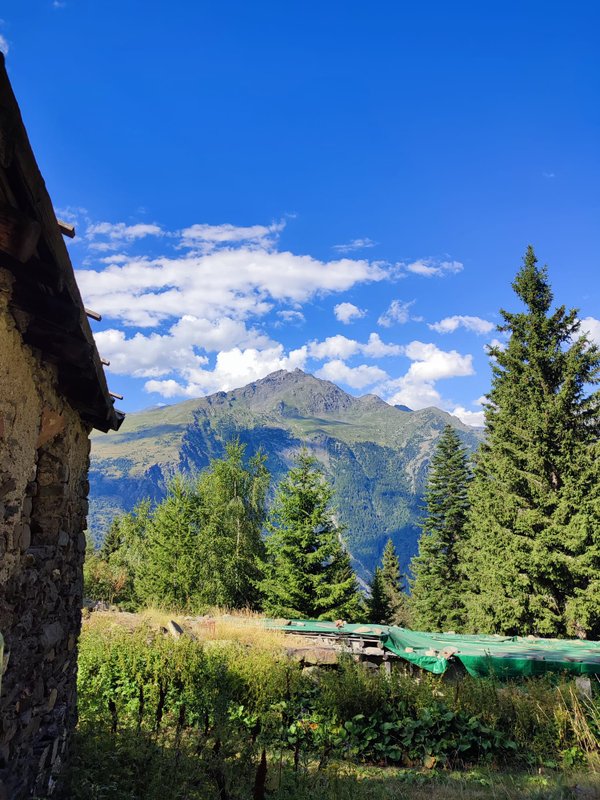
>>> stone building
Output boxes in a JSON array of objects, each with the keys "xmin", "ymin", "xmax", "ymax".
[{"xmin": 0, "ymin": 54, "xmax": 124, "ymax": 797}]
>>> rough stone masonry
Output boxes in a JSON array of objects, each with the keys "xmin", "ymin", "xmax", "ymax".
[
  {"xmin": 0, "ymin": 53, "xmax": 123, "ymax": 798},
  {"xmin": 0, "ymin": 267, "xmax": 91, "ymax": 798}
]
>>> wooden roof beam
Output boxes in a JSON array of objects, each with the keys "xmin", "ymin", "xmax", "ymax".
[{"xmin": 57, "ymin": 219, "xmax": 75, "ymax": 238}]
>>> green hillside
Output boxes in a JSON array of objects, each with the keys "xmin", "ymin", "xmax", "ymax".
[{"xmin": 89, "ymin": 369, "xmax": 482, "ymax": 575}]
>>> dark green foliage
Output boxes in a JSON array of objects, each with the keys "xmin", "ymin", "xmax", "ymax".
[
  {"xmin": 380, "ymin": 538, "xmax": 410, "ymax": 625},
  {"xmin": 135, "ymin": 476, "xmax": 202, "ymax": 610},
  {"xmin": 410, "ymin": 426, "xmax": 471, "ymax": 631},
  {"xmin": 86, "ymin": 442, "xmax": 269, "ymax": 612},
  {"xmin": 194, "ymin": 441, "xmax": 269, "ymax": 609},
  {"xmin": 368, "ymin": 567, "xmax": 391, "ymax": 624},
  {"xmin": 259, "ymin": 450, "xmax": 363, "ymax": 621},
  {"xmin": 461, "ymin": 247, "xmax": 600, "ymax": 637},
  {"xmin": 84, "ymin": 501, "xmax": 151, "ymax": 608},
  {"xmin": 369, "ymin": 540, "xmax": 409, "ymax": 625}
]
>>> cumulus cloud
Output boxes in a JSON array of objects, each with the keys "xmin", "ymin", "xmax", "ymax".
[
  {"xmin": 429, "ymin": 315, "xmax": 494, "ymax": 335},
  {"xmin": 334, "ymin": 302, "xmax": 366, "ymax": 324},
  {"xmin": 580, "ymin": 316, "xmax": 600, "ymax": 346},
  {"xmin": 276, "ymin": 309, "xmax": 305, "ymax": 325},
  {"xmin": 94, "ymin": 316, "xmax": 272, "ymax": 378},
  {"xmin": 308, "ymin": 332, "xmax": 401, "ymax": 361},
  {"xmin": 380, "ymin": 341, "xmax": 474, "ymax": 410},
  {"xmin": 77, "ymin": 248, "xmax": 386, "ymax": 328},
  {"xmin": 450, "ymin": 406, "xmax": 485, "ymax": 427},
  {"xmin": 78, "ymin": 214, "xmax": 472, "ymax": 407},
  {"xmin": 333, "ymin": 238, "xmax": 377, "ymax": 254},
  {"xmin": 377, "ymin": 299, "xmax": 415, "ymax": 328},
  {"xmin": 145, "ymin": 344, "xmax": 308, "ymax": 398},
  {"xmin": 403, "ymin": 259, "xmax": 463, "ymax": 278},
  {"xmin": 315, "ymin": 360, "xmax": 388, "ymax": 389},
  {"xmin": 0, "ymin": 34, "xmax": 9, "ymax": 55}
]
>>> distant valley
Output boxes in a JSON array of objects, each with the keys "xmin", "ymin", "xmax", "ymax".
[{"xmin": 89, "ymin": 369, "xmax": 482, "ymax": 576}]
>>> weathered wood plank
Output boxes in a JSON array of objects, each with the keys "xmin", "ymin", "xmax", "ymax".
[{"xmin": 57, "ymin": 219, "xmax": 75, "ymax": 238}]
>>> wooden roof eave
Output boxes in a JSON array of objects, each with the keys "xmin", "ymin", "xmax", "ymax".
[{"xmin": 0, "ymin": 53, "xmax": 123, "ymax": 433}]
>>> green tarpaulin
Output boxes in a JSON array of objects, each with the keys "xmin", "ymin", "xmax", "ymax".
[{"xmin": 273, "ymin": 620, "xmax": 600, "ymax": 678}]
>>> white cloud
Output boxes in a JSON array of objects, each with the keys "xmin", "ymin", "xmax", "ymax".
[
  {"xmin": 401, "ymin": 341, "xmax": 473, "ymax": 381},
  {"xmin": 180, "ymin": 220, "xmax": 285, "ymax": 251},
  {"xmin": 334, "ymin": 302, "xmax": 366, "ymax": 324},
  {"xmin": 403, "ymin": 259, "xmax": 463, "ymax": 278},
  {"xmin": 77, "ymin": 248, "xmax": 387, "ymax": 328},
  {"xmin": 486, "ymin": 338, "xmax": 506, "ymax": 353},
  {"xmin": 362, "ymin": 332, "xmax": 403, "ymax": 357},
  {"xmin": 95, "ymin": 316, "xmax": 272, "ymax": 378},
  {"xmin": 429, "ymin": 315, "xmax": 494, "ymax": 335},
  {"xmin": 309, "ymin": 335, "xmax": 361, "ymax": 361},
  {"xmin": 450, "ymin": 406, "xmax": 485, "ymax": 427},
  {"xmin": 86, "ymin": 221, "xmax": 163, "ymax": 251},
  {"xmin": 0, "ymin": 34, "xmax": 9, "ymax": 55},
  {"xmin": 377, "ymin": 299, "xmax": 415, "ymax": 327},
  {"xmin": 333, "ymin": 238, "xmax": 377, "ymax": 254},
  {"xmin": 308, "ymin": 332, "xmax": 401, "ymax": 361},
  {"xmin": 315, "ymin": 360, "xmax": 388, "ymax": 389},
  {"xmin": 380, "ymin": 341, "xmax": 474, "ymax": 410},
  {"xmin": 580, "ymin": 316, "xmax": 600, "ymax": 346},
  {"xmin": 145, "ymin": 344, "xmax": 308, "ymax": 398},
  {"xmin": 276, "ymin": 309, "xmax": 305, "ymax": 325}
]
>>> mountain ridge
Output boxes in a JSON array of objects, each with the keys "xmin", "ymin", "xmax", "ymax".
[{"xmin": 89, "ymin": 369, "xmax": 483, "ymax": 575}]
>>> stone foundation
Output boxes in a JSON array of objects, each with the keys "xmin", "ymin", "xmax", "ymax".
[{"xmin": 0, "ymin": 267, "xmax": 90, "ymax": 798}]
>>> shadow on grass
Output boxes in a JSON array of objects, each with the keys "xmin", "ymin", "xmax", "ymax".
[{"xmin": 65, "ymin": 724, "xmax": 600, "ymax": 800}]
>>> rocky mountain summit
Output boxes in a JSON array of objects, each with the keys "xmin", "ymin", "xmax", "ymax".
[{"xmin": 89, "ymin": 370, "xmax": 482, "ymax": 575}]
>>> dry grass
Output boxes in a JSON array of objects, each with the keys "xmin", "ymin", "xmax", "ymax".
[{"xmin": 82, "ymin": 606, "xmax": 309, "ymax": 650}]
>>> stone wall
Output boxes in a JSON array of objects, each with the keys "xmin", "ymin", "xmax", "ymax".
[{"xmin": 0, "ymin": 266, "xmax": 91, "ymax": 798}]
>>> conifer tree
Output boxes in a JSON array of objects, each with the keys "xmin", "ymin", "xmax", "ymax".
[
  {"xmin": 135, "ymin": 476, "xmax": 202, "ymax": 610},
  {"xmin": 410, "ymin": 426, "xmax": 470, "ymax": 632},
  {"xmin": 196, "ymin": 440, "xmax": 269, "ymax": 609},
  {"xmin": 368, "ymin": 567, "xmax": 391, "ymax": 624},
  {"xmin": 380, "ymin": 538, "xmax": 410, "ymax": 626},
  {"xmin": 461, "ymin": 247, "xmax": 600, "ymax": 636},
  {"xmin": 259, "ymin": 450, "xmax": 362, "ymax": 621}
]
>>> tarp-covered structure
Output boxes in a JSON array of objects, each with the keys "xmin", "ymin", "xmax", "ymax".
[{"xmin": 274, "ymin": 620, "xmax": 600, "ymax": 678}]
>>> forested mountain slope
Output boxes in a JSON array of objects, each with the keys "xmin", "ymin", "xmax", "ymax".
[{"xmin": 89, "ymin": 369, "xmax": 482, "ymax": 575}]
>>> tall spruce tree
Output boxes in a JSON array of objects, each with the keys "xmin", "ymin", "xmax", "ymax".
[
  {"xmin": 380, "ymin": 539, "xmax": 409, "ymax": 625},
  {"xmin": 259, "ymin": 450, "xmax": 362, "ymax": 621},
  {"xmin": 368, "ymin": 567, "xmax": 391, "ymax": 624},
  {"xmin": 461, "ymin": 247, "xmax": 600, "ymax": 636},
  {"xmin": 410, "ymin": 426, "xmax": 470, "ymax": 632}
]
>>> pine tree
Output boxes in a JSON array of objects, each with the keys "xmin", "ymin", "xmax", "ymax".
[
  {"xmin": 461, "ymin": 247, "xmax": 600, "ymax": 636},
  {"xmin": 380, "ymin": 538, "xmax": 409, "ymax": 626},
  {"xmin": 410, "ymin": 426, "xmax": 470, "ymax": 632},
  {"xmin": 259, "ymin": 449, "xmax": 362, "ymax": 621},
  {"xmin": 368, "ymin": 567, "xmax": 391, "ymax": 624},
  {"xmin": 195, "ymin": 440, "xmax": 269, "ymax": 609}
]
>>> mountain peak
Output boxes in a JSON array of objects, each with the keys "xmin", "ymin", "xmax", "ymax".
[{"xmin": 228, "ymin": 368, "xmax": 360, "ymax": 416}]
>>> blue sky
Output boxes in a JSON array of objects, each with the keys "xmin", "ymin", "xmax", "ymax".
[{"xmin": 2, "ymin": 2, "xmax": 599, "ymax": 424}]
